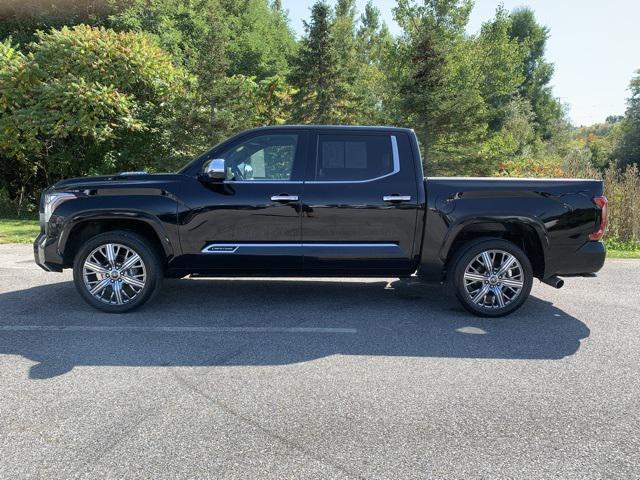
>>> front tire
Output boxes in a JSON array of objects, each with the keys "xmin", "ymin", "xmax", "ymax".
[
  {"xmin": 450, "ymin": 239, "xmax": 533, "ymax": 317},
  {"xmin": 72, "ymin": 231, "xmax": 162, "ymax": 313}
]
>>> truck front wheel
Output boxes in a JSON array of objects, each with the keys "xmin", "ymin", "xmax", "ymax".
[
  {"xmin": 72, "ymin": 230, "xmax": 162, "ymax": 313},
  {"xmin": 450, "ymin": 239, "xmax": 533, "ymax": 317}
]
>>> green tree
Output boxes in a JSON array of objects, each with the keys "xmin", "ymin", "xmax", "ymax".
[
  {"xmin": 330, "ymin": 0, "xmax": 363, "ymax": 122},
  {"xmin": 616, "ymin": 70, "xmax": 640, "ymax": 168},
  {"xmin": 357, "ymin": 1, "xmax": 391, "ymax": 64},
  {"xmin": 571, "ymin": 116, "xmax": 623, "ymax": 170},
  {"xmin": 355, "ymin": 1, "xmax": 394, "ymax": 124},
  {"xmin": 0, "ymin": 0, "xmax": 113, "ymax": 45},
  {"xmin": 0, "ymin": 26, "xmax": 188, "ymax": 213},
  {"xmin": 289, "ymin": 1, "xmax": 341, "ymax": 123},
  {"xmin": 476, "ymin": 7, "xmax": 526, "ymax": 132},
  {"xmin": 392, "ymin": 1, "xmax": 526, "ymax": 174},
  {"xmin": 219, "ymin": 0, "xmax": 297, "ymax": 79},
  {"xmin": 110, "ymin": 0, "xmax": 296, "ymax": 145},
  {"xmin": 508, "ymin": 8, "xmax": 563, "ymax": 139},
  {"xmin": 109, "ymin": 0, "xmax": 228, "ymax": 76},
  {"xmin": 109, "ymin": 0, "xmax": 231, "ymax": 147},
  {"xmin": 392, "ymin": 0, "xmax": 476, "ymax": 172},
  {"xmin": 290, "ymin": 0, "xmax": 394, "ymax": 125}
]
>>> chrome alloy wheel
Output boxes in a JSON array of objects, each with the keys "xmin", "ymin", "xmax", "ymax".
[
  {"xmin": 82, "ymin": 243, "xmax": 147, "ymax": 306},
  {"xmin": 462, "ymin": 249, "xmax": 524, "ymax": 310}
]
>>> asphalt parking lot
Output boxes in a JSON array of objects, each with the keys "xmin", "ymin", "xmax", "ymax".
[{"xmin": 0, "ymin": 244, "xmax": 638, "ymax": 479}]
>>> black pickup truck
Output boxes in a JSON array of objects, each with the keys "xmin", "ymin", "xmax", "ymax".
[{"xmin": 34, "ymin": 125, "xmax": 607, "ymax": 316}]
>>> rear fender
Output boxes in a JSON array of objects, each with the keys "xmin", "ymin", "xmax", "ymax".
[{"xmin": 441, "ymin": 216, "xmax": 549, "ymax": 269}]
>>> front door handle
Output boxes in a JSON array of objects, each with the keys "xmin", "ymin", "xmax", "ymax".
[
  {"xmin": 271, "ymin": 194, "xmax": 299, "ymax": 202},
  {"xmin": 383, "ymin": 195, "xmax": 411, "ymax": 203}
]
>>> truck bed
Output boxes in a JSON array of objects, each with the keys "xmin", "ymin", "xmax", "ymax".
[{"xmin": 418, "ymin": 176, "xmax": 605, "ymax": 281}]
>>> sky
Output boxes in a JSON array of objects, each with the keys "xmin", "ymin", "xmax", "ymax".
[{"xmin": 280, "ymin": 0, "xmax": 640, "ymax": 126}]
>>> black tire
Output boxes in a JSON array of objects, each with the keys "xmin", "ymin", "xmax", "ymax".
[
  {"xmin": 449, "ymin": 238, "xmax": 533, "ymax": 318},
  {"xmin": 72, "ymin": 230, "xmax": 162, "ymax": 313}
]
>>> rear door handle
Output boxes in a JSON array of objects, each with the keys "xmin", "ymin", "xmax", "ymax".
[
  {"xmin": 271, "ymin": 194, "xmax": 299, "ymax": 202},
  {"xmin": 383, "ymin": 195, "xmax": 411, "ymax": 203}
]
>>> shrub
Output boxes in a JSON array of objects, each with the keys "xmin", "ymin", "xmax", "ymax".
[
  {"xmin": 603, "ymin": 164, "xmax": 640, "ymax": 244},
  {"xmin": 0, "ymin": 25, "xmax": 189, "ymax": 214},
  {"xmin": 563, "ymin": 148, "xmax": 640, "ymax": 245}
]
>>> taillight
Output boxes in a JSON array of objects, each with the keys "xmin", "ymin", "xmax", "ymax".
[{"xmin": 589, "ymin": 196, "xmax": 608, "ymax": 241}]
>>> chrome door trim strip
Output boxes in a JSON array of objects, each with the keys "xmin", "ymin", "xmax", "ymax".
[
  {"xmin": 303, "ymin": 243, "xmax": 399, "ymax": 248},
  {"xmin": 201, "ymin": 243, "xmax": 399, "ymax": 253},
  {"xmin": 222, "ymin": 181, "xmax": 304, "ymax": 185}
]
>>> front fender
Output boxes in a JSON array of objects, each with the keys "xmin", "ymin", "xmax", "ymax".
[{"xmin": 57, "ymin": 209, "xmax": 178, "ymax": 260}]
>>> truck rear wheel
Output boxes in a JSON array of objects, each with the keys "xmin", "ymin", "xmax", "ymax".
[
  {"xmin": 450, "ymin": 239, "xmax": 533, "ymax": 317},
  {"xmin": 72, "ymin": 230, "xmax": 162, "ymax": 313}
]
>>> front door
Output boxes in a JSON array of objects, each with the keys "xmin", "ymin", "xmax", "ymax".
[
  {"xmin": 179, "ymin": 131, "xmax": 307, "ymax": 273},
  {"xmin": 301, "ymin": 130, "xmax": 419, "ymax": 274}
]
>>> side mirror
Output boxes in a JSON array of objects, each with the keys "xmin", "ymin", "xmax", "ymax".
[{"xmin": 203, "ymin": 158, "xmax": 226, "ymax": 181}]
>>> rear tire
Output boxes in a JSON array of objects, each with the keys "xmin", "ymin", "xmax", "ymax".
[
  {"xmin": 449, "ymin": 238, "xmax": 533, "ymax": 317},
  {"xmin": 72, "ymin": 230, "xmax": 162, "ymax": 313}
]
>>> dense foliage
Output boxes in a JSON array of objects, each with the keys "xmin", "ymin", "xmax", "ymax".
[
  {"xmin": 0, "ymin": 0, "xmax": 638, "ymax": 248},
  {"xmin": 616, "ymin": 71, "xmax": 640, "ymax": 169},
  {"xmin": 0, "ymin": 25, "xmax": 187, "ymax": 213}
]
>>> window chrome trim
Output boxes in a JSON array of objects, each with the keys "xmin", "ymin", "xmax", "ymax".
[
  {"xmin": 219, "ymin": 135, "xmax": 399, "ymax": 185},
  {"xmin": 307, "ymin": 135, "xmax": 400, "ymax": 184}
]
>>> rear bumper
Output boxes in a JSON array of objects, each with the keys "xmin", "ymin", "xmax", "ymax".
[
  {"xmin": 33, "ymin": 233, "xmax": 64, "ymax": 272},
  {"xmin": 548, "ymin": 241, "xmax": 606, "ymax": 278}
]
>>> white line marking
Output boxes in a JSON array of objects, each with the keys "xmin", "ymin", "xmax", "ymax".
[{"xmin": 0, "ymin": 325, "xmax": 357, "ymax": 334}]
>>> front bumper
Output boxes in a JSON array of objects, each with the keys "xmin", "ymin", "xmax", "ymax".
[{"xmin": 34, "ymin": 233, "xmax": 64, "ymax": 272}]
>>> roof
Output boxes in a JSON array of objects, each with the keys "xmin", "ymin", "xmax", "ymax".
[{"xmin": 240, "ymin": 125, "xmax": 414, "ymax": 134}]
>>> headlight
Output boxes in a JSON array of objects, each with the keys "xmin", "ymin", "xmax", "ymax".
[{"xmin": 43, "ymin": 192, "xmax": 77, "ymax": 224}]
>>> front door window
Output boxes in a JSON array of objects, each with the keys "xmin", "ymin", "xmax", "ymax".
[{"xmin": 223, "ymin": 134, "xmax": 298, "ymax": 181}]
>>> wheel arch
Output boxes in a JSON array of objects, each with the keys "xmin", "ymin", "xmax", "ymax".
[
  {"xmin": 442, "ymin": 218, "xmax": 547, "ymax": 279},
  {"xmin": 60, "ymin": 212, "xmax": 174, "ymax": 268}
]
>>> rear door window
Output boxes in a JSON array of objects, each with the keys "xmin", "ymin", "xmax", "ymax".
[{"xmin": 315, "ymin": 134, "xmax": 397, "ymax": 182}]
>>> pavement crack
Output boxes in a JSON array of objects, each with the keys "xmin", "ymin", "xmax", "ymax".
[
  {"xmin": 170, "ymin": 370, "xmax": 365, "ymax": 480},
  {"xmin": 74, "ymin": 403, "xmax": 163, "ymax": 479}
]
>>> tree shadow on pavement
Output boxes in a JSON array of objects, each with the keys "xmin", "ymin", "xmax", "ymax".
[{"xmin": 0, "ymin": 278, "xmax": 590, "ymax": 379}]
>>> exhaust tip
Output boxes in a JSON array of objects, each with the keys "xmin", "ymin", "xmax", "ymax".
[{"xmin": 542, "ymin": 276, "xmax": 564, "ymax": 289}]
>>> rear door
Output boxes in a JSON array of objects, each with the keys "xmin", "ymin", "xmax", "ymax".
[{"xmin": 301, "ymin": 130, "xmax": 419, "ymax": 274}]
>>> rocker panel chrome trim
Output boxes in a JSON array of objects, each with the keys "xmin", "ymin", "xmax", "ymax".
[{"xmin": 201, "ymin": 243, "xmax": 400, "ymax": 254}]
